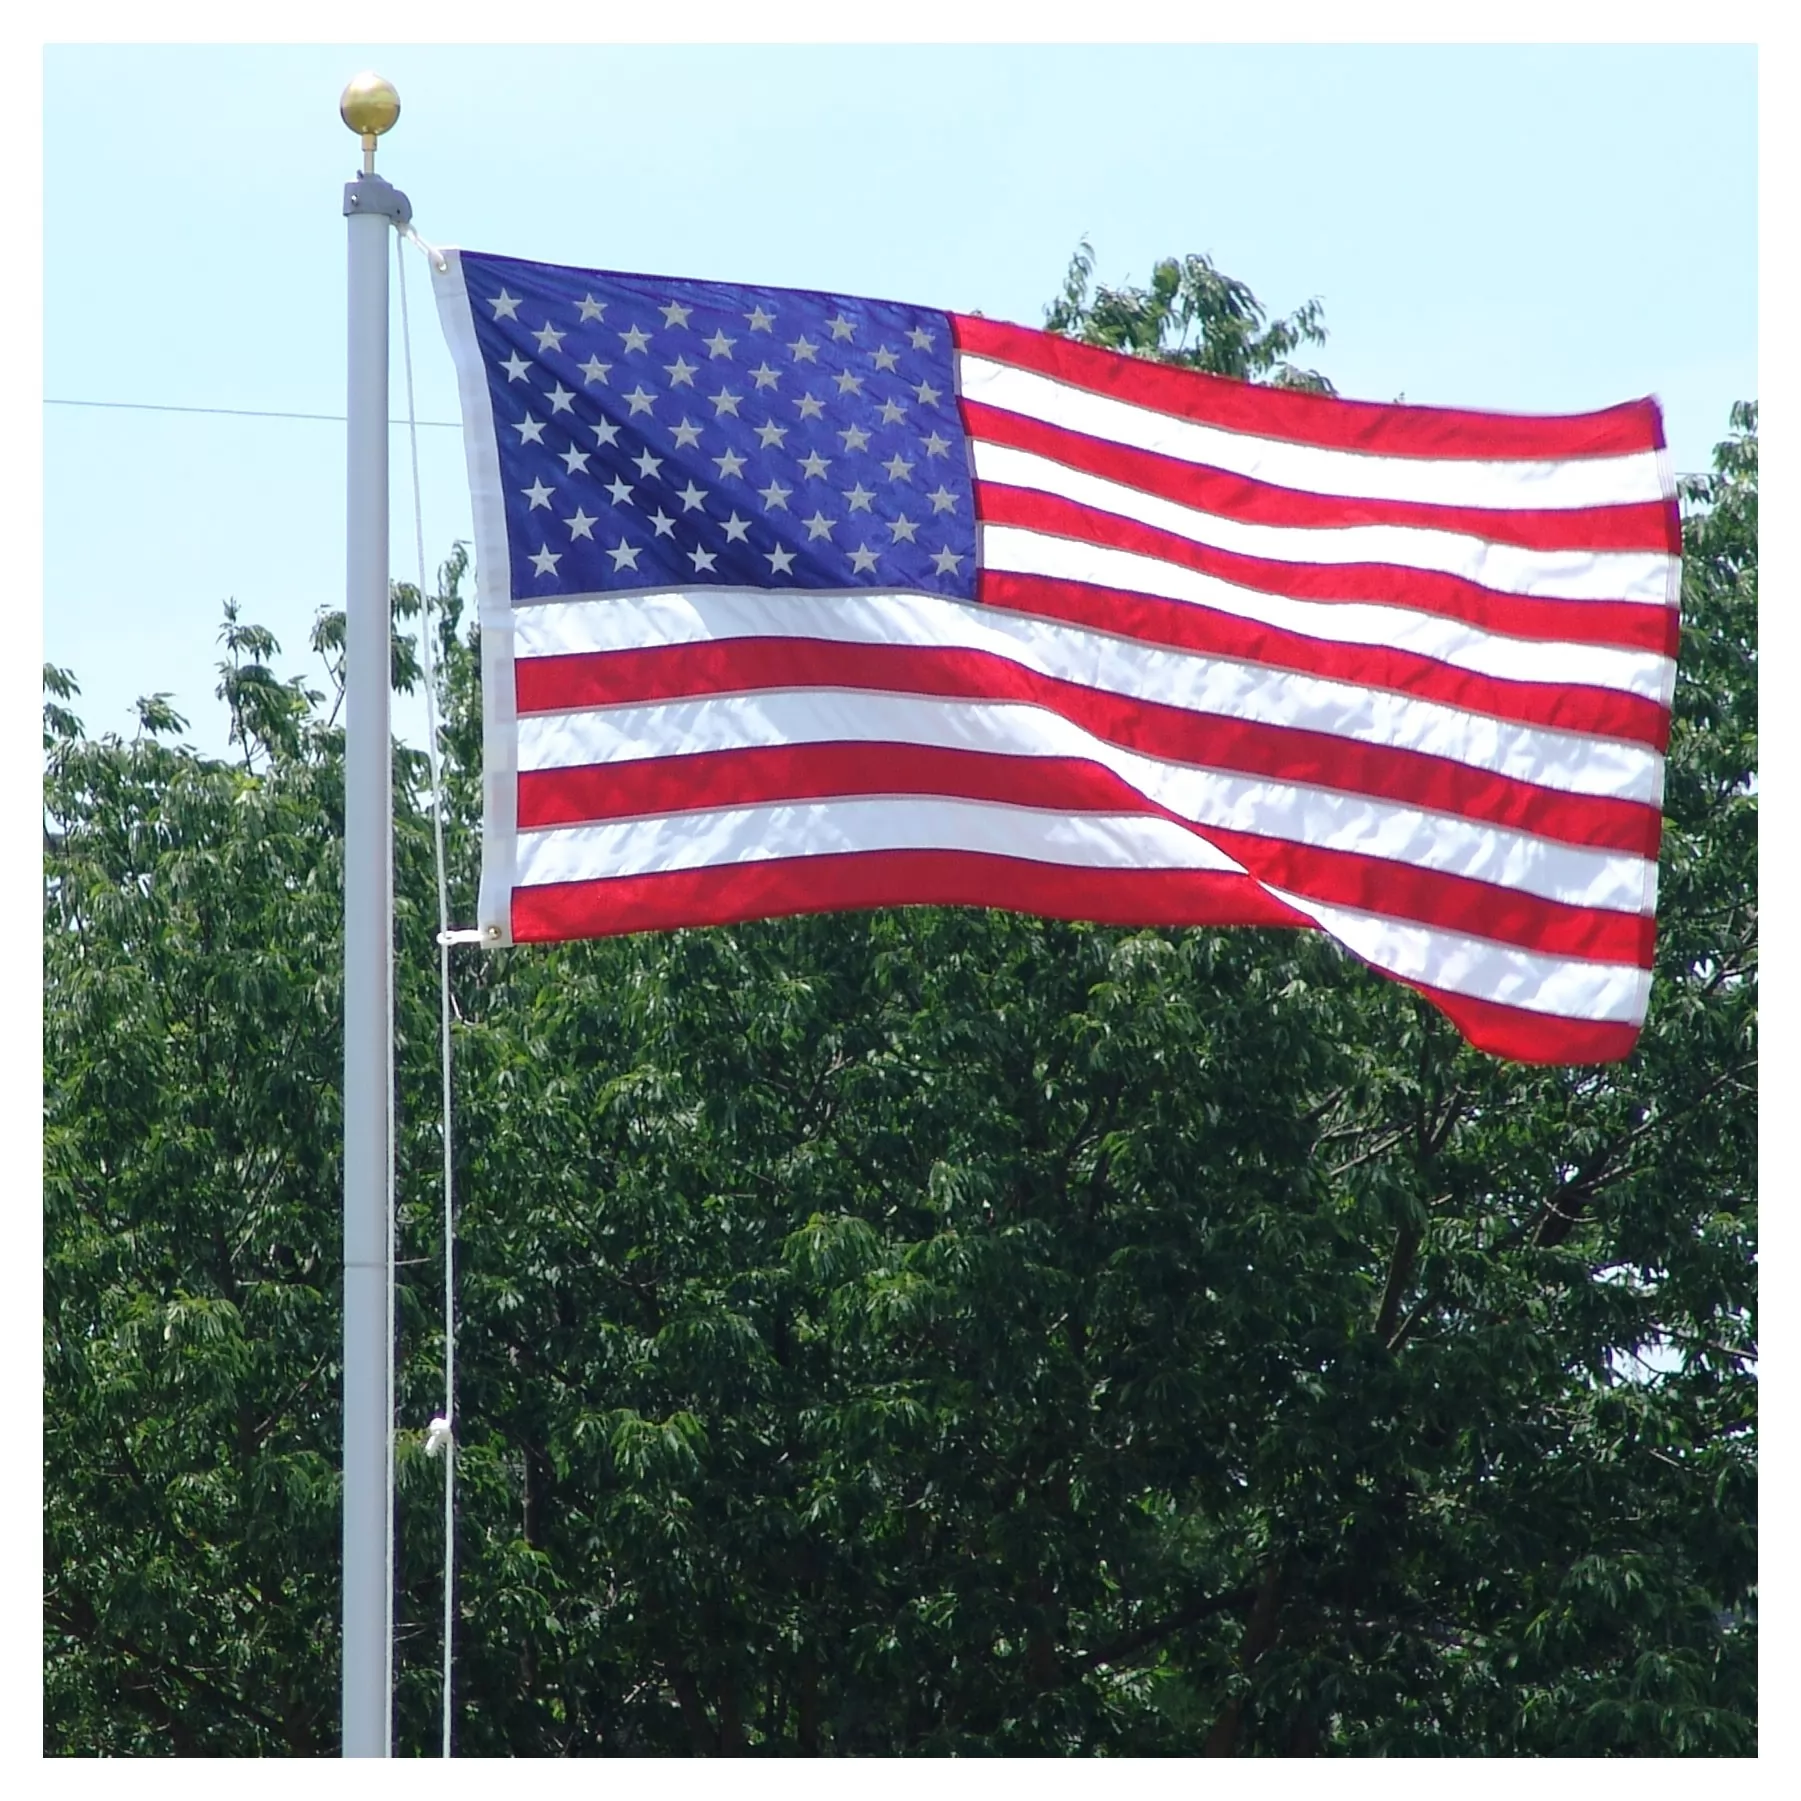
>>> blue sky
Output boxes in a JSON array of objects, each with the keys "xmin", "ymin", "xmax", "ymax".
[{"xmin": 42, "ymin": 42, "xmax": 1756, "ymax": 756}]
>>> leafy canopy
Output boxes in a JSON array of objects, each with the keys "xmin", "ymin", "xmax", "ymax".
[{"xmin": 44, "ymin": 257, "xmax": 1755, "ymax": 1757}]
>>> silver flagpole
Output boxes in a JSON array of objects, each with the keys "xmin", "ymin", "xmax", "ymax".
[{"xmin": 339, "ymin": 72, "xmax": 409, "ymax": 1759}]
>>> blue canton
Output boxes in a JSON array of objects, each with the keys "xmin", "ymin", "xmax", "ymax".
[{"xmin": 461, "ymin": 252, "xmax": 978, "ymax": 606}]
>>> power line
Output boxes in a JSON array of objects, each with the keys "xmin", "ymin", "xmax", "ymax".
[
  {"xmin": 45, "ymin": 395, "xmax": 461, "ymax": 428},
  {"xmin": 43, "ymin": 393, "xmax": 1719, "ymax": 480}
]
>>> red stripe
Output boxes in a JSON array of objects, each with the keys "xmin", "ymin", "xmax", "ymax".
[
  {"xmin": 978, "ymin": 494, "xmax": 1679, "ymax": 657},
  {"xmin": 1198, "ymin": 825, "xmax": 1651, "ymax": 968},
  {"xmin": 512, "ymin": 853, "xmax": 1310, "ymax": 942},
  {"xmin": 1406, "ymin": 983, "xmax": 1643, "ymax": 1065},
  {"xmin": 508, "ymin": 858, "xmax": 1642, "ymax": 1062},
  {"xmin": 518, "ymin": 746, "xmax": 1654, "ymax": 966},
  {"xmin": 951, "ymin": 314, "xmax": 1668, "ymax": 464},
  {"xmin": 520, "ymin": 743, "xmax": 1137, "ymax": 827},
  {"xmin": 515, "ymin": 641, "xmax": 1665, "ymax": 857},
  {"xmin": 964, "ymin": 399, "xmax": 1679, "ymax": 556},
  {"xmin": 971, "ymin": 545, "xmax": 1669, "ymax": 752}
]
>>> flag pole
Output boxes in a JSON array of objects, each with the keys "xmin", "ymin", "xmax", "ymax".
[{"xmin": 340, "ymin": 71, "xmax": 409, "ymax": 1759}]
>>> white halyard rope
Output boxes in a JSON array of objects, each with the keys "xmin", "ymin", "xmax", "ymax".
[{"xmin": 397, "ymin": 228, "xmax": 459, "ymax": 1760}]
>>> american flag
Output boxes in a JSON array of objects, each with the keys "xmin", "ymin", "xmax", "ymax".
[{"xmin": 433, "ymin": 250, "xmax": 1679, "ymax": 1065}]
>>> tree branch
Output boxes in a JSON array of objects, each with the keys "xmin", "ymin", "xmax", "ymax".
[
  {"xmin": 1076, "ymin": 1584, "xmax": 1260, "ymax": 1673},
  {"xmin": 1374, "ymin": 1219, "xmax": 1424, "ymax": 1345}
]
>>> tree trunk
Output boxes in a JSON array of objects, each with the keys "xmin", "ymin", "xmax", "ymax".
[{"xmin": 1202, "ymin": 1563, "xmax": 1283, "ymax": 1756}]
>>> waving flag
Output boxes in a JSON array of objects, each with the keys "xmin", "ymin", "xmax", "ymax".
[{"xmin": 433, "ymin": 249, "xmax": 1679, "ymax": 1064}]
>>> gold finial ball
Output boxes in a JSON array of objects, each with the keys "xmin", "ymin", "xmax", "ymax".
[{"xmin": 340, "ymin": 72, "xmax": 401, "ymax": 139}]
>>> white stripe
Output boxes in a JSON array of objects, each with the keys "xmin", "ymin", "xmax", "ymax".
[
  {"xmin": 971, "ymin": 439, "xmax": 1675, "ymax": 605},
  {"xmin": 982, "ymin": 524, "xmax": 1672, "ymax": 698},
  {"xmin": 520, "ymin": 690, "xmax": 1654, "ymax": 913},
  {"xmin": 515, "ymin": 795, "xmax": 1645, "ymax": 1023},
  {"xmin": 959, "ymin": 354, "xmax": 1670, "ymax": 513},
  {"xmin": 516, "ymin": 796, "xmax": 1245, "ymax": 886},
  {"xmin": 1267, "ymin": 888, "xmax": 1652, "ymax": 1023},
  {"xmin": 513, "ymin": 589, "xmax": 1665, "ymax": 805}
]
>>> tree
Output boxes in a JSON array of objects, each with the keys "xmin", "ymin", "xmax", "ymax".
[
  {"xmin": 1045, "ymin": 238, "xmax": 1335, "ymax": 392},
  {"xmin": 42, "ymin": 599, "xmax": 428, "ymax": 1753},
  {"xmin": 44, "ymin": 258, "xmax": 1755, "ymax": 1756}
]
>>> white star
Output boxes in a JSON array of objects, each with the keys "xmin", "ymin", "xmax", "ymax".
[
  {"xmin": 489, "ymin": 289, "xmax": 521, "ymax": 319},
  {"xmin": 744, "ymin": 303, "xmax": 776, "ymax": 332},
  {"xmin": 798, "ymin": 449, "xmax": 832, "ymax": 480},
  {"xmin": 608, "ymin": 539, "xmax": 641, "ymax": 572},
  {"xmin": 623, "ymin": 385, "xmax": 657, "ymax": 416},
  {"xmin": 931, "ymin": 546, "xmax": 965, "ymax": 575},
  {"xmin": 560, "ymin": 444, "xmax": 591, "ymax": 474},
  {"xmin": 675, "ymin": 480, "xmax": 708, "ymax": 512},
  {"xmin": 577, "ymin": 293, "xmax": 607, "ymax": 321},
  {"xmin": 870, "ymin": 345, "xmax": 900, "ymax": 372},
  {"xmin": 710, "ymin": 388, "xmax": 742, "ymax": 417},
  {"xmin": 906, "ymin": 326, "xmax": 935, "ymax": 351},
  {"xmin": 838, "ymin": 423, "xmax": 871, "ymax": 452},
  {"xmin": 512, "ymin": 416, "xmax": 546, "ymax": 445},
  {"xmin": 748, "ymin": 362, "xmax": 781, "ymax": 391},
  {"xmin": 877, "ymin": 399, "xmax": 908, "ymax": 425},
  {"xmin": 914, "ymin": 378, "xmax": 943, "ymax": 406},
  {"xmin": 848, "ymin": 544, "xmax": 880, "ymax": 574},
  {"xmin": 529, "ymin": 544, "xmax": 561, "ymax": 575},
  {"xmin": 842, "ymin": 482, "xmax": 875, "ymax": 513},
  {"xmin": 533, "ymin": 322, "xmax": 567, "ymax": 354},
  {"xmin": 754, "ymin": 420, "xmax": 789, "ymax": 449},
  {"xmin": 580, "ymin": 355, "xmax": 613, "ymax": 385},
  {"xmin": 566, "ymin": 508, "xmax": 598, "ymax": 539},
  {"xmin": 826, "ymin": 313, "xmax": 856, "ymax": 341},
  {"xmin": 922, "ymin": 430, "xmax": 952, "ymax": 458},
  {"xmin": 669, "ymin": 417, "xmax": 704, "ymax": 449},
  {"xmin": 498, "ymin": 350, "xmax": 531, "ymax": 382},
  {"xmin": 546, "ymin": 383, "xmax": 576, "ymax": 414},
  {"xmin": 833, "ymin": 370, "xmax": 865, "ymax": 396},
  {"xmin": 663, "ymin": 355, "xmax": 698, "ymax": 388},
  {"xmin": 888, "ymin": 514, "xmax": 919, "ymax": 543},
  {"xmin": 794, "ymin": 393, "xmax": 825, "ymax": 421},
  {"xmin": 633, "ymin": 448, "xmax": 664, "ymax": 480},
  {"xmin": 605, "ymin": 475, "xmax": 634, "ymax": 506},
  {"xmin": 788, "ymin": 335, "xmax": 819, "ymax": 363},
  {"xmin": 688, "ymin": 544, "xmax": 719, "ymax": 573},
  {"xmin": 660, "ymin": 300, "xmax": 694, "ymax": 329},
  {"xmin": 522, "ymin": 478, "xmax": 554, "ymax": 510},
  {"xmin": 758, "ymin": 478, "xmax": 792, "ymax": 511},
  {"xmin": 713, "ymin": 448, "xmax": 748, "ymax": 479},
  {"xmin": 593, "ymin": 418, "xmax": 622, "ymax": 448},
  {"xmin": 703, "ymin": 328, "xmax": 736, "ymax": 359},
  {"xmin": 802, "ymin": 511, "xmax": 835, "ymax": 541},
  {"xmin": 647, "ymin": 508, "xmax": 676, "ymax": 538},
  {"xmin": 882, "ymin": 452, "xmax": 915, "ymax": 482},
  {"xmin": 721, "ymin": 512, "xmax": 752, "ymax": 543},
  {"xmin": 618, "ymin": 324, "xmax": 652, "ymax": 354},
  {"xmin": 927, "ymin": 486, "xmax": 958, "ymax": 513},
  {"xmin": 765, "ymin": 543, "xmax": 797, "ymax": 574}
]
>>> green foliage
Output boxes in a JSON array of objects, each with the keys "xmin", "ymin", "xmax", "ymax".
[
  {"xmin": 45, "ymin": 655, "xmax": 348, "ymax": 1751},
  {"xmin": 44, "ymin": 263, "xmax": 1754, "ymax": 1756},
  {"xmin": 1046, "ymin": 238, "xmax": 1335, "ymax": 392}
]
